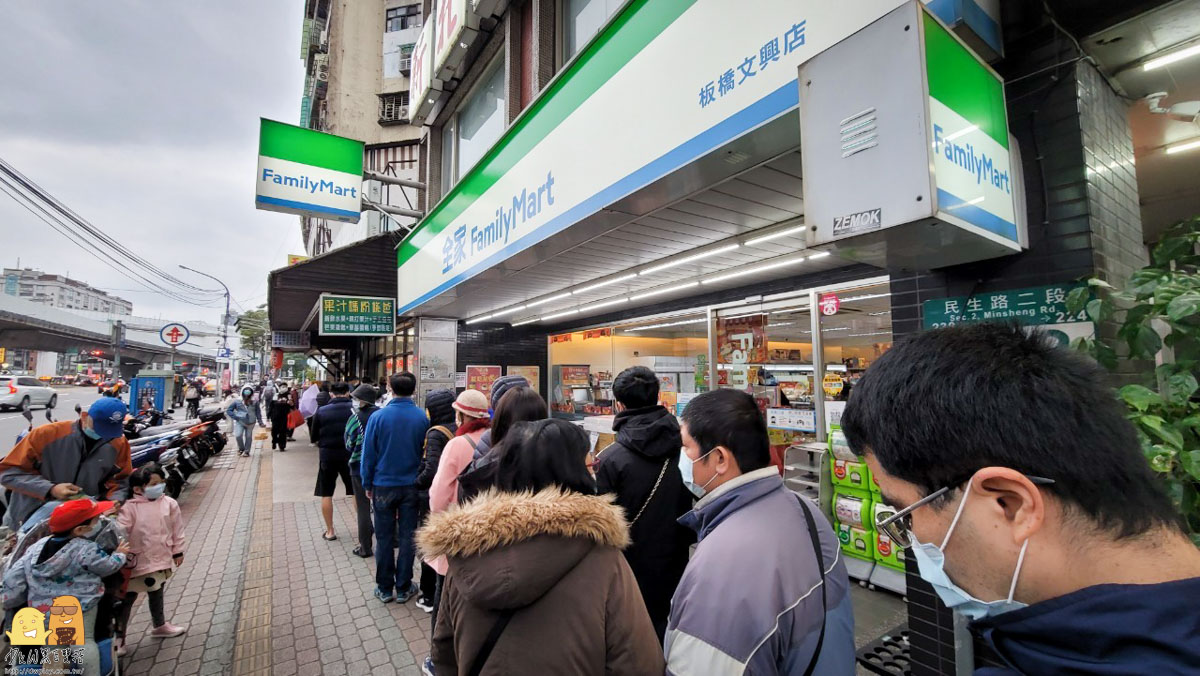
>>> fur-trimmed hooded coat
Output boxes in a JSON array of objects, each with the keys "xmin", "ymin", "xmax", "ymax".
[{"xmin": 417, "ymin": 488, "xmax": 665, "ymax": 675}]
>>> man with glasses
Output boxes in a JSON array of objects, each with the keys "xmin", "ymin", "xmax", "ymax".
[{"xmin": 841, "ymin": 323, "xmax": 1200, "ymax": 674}]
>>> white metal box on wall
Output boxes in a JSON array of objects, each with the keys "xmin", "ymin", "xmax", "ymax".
[{"xmin": 799, "ymin": 2, "xmax": 1026, "ymax": 271}]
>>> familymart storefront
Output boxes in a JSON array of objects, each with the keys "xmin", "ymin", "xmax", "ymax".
[{"xmin": 397, "ymin": 0, "xmax": 1029, "ymax": 671}]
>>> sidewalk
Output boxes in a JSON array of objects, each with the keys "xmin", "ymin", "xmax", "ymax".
[{"xmin": 119, "ymin": 424, "xmax": 430, "ymax": 676}]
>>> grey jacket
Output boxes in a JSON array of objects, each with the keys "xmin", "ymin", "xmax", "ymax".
[
  {"xmin": 0, "ymin": 420, "xmax": 133, "ymax": 530},
  {"xmin": 665, "ymin": 467, "xmax": 855, "ymax": 675}
]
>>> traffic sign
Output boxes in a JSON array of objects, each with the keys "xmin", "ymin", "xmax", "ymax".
[
  {"xmin": 217, "ymin": 348, "xmax": 233, "ymax": 358},
  {"xmin": 160, "ymin": 323, "xmax": 190, "ymax": 347}
]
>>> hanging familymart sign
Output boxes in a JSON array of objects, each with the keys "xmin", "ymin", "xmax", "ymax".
[
  {"xmin": 395, "ymin": 0, "xmax": 923, "ymax": 314},
  {"xmin": 255, "ymin": 119, "xmax": 364, "ymax": 223}
]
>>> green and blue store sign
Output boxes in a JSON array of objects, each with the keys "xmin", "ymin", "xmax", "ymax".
[
  {"xmin": 255, "ymin": 119, "xmax": 364, "ymax": 223},
  {"xmin": 394, "ymin": 0, "xmax": 1020, "ymax": 315}
]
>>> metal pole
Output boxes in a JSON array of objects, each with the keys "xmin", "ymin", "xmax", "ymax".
[
  {"xmin": 179, "ymin": 265, "xmax": 231, "ymax": 396},
  {"xmin": 362, "ymin": 170, "xmax": 426, "ymax": 190},
  {"xmin": 112, "ymin": 320, "xmax": 123, "ymax": 384},
  {"xmin": 810, "ymin": 290, "xmax": 827, "ymax": 443}
]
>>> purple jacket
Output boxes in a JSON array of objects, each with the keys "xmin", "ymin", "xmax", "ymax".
[{"xmin": 665, "ymin": 467, "xmax": 856, "ymax": 675}]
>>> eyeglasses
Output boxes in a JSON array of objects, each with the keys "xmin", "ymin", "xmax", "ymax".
[
  {"xmin": 50, "ymin": 606, "xmax": 79, "ymax": 616},
  {"xmin": 875, "ymin": 473, "xmax": 1055, "ymax": 549}
]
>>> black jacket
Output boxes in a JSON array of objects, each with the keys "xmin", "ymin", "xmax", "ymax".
[
  {"xmin": 311, "ymin": 397, "xmax": 354, "ymax": 463},
  {"xmin": 595, "ymin": 405, "xmax": 694, "ymax": 640},
  {"xmin": 268, "ymin": 398, "xmax": 293, "ymax": 425},
  {"xmin": 417, "ymin": 422, "xmax": 456, "ymax": 491}
]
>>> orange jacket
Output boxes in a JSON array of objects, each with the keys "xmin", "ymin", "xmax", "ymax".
[{"xmin": 0, "ymin": 418, "xmax": 133, "ymax": 530}]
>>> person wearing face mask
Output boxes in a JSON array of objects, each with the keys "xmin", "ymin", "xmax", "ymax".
[
  {"xmin": 842, "ymin": 323, "xmax": 1200, "ymax": 675},
  {"xmin": 0, "ymin": 397, "xmax": 134, "ymax": 531},
  {"xmin": 666, "ymin": 388, "xmax": 854, "ymax": 676},
  {"xmin": 114, "ymin": 465, "xmax": 188, "ymax": 655},
  {"xmin": 226, "ymin": 386, "xmax": 258, "ymax": 457}
]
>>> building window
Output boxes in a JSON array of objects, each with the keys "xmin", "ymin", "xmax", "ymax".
[
  {"xmin": 564, "ymin": 0, "xmax": 622, "ymax": 60},
  {"xmin": 440, "ymin": 59, "xmax": 507, "ymax": 191},
  {"xmin": 386, "ymin": 5, "xmax": 421, "ymax": 32},
  {"xmin": 378, "ymin": 92, "xmax": 411, "ymax": 124}
]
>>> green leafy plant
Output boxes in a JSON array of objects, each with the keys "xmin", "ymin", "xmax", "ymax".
[{"xmin": 1067, "ymin": 216, "xmax": 1200, "ymax": 545}]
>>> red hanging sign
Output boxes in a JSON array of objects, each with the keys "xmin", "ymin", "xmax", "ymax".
[{"xmin": 819, "ymin": 293, "xmax": 841, "ymax": 316}]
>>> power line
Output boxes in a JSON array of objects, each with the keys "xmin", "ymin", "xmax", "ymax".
[
  {"xmin": 0, "ymin": 156, "xmax": 225, "ymax": 299},
  {"xmin": 0, "ymin": 177, "xmax": 226, "ymax": 308}
]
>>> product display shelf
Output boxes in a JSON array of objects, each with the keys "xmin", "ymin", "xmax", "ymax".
[{"xmin": 784, "ymin": 442, "xmax": 831, "ymax": 515}]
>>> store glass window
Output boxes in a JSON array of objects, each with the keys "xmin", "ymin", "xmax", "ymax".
[
  {"xmin": 815, "ymin": 280, "xmax": 893, "ymax": 433},
  {"xmin": 455, "ymin": 60, "xmax": 506, "ymax": 180},
  {"xmin": 548, "ymin": 310, "xmax": 709, "ymax": 421},
  {"xmin": 564, "ymin": 0, "xmax": 623, "ymax": 60}
]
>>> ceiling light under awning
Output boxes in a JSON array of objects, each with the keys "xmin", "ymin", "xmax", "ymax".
[
  {"xmin": 1143, "ymin": 43, "xmax": 1200, "ymax": 71},
  {"xmin": 629, "ymin": 282, "xmax": 699, "ymax": 301},
  {"xmin": 639, "ymin": 244, "xmax": 741, "ymax": 276},
  {"xmin": 1165, "ymin": 139, "xmax": 1200, "ymax": 155}
]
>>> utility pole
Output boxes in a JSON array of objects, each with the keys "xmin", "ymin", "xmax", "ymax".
[
  {"xmin": 179, "ymin": 265, "xmax": 231, "ymax": 395},
  {"xmin": 111, "ymin": 320, "xmax": 124, "ymax": 383}
]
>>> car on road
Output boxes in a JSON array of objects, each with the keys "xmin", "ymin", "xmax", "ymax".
[{"xmin": 0, "ymin": 375, "xmax": 58, "ymax": 411}]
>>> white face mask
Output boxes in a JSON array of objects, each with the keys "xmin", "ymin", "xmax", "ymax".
[
  {"xmin": 143, "ymin": 484, "xmax": 167, "ymax": 500},
  {"xmin": 678, "ymin": 448, "xmax": 719, "ymax": 499},
  {"xmin": 910, "ymin": 482, "xmax": 1029, "ymax": 621}
]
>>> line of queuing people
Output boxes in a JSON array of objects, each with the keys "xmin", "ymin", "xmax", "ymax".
[{"xmin": 314, "ymin": 322, "xmax": 1200, "ymax": 675}]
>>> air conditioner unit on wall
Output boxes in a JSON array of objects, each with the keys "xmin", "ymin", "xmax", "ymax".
[{"xmin": 399, "ymin": 57, "xmax": 412, "ymax": 74}]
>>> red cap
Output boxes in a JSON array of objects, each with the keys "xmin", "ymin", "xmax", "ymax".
[{"xmin": 49, "ymin": 498, "xmax": 115, "ymax": 534}]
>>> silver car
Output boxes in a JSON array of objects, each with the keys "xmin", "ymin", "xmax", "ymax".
[{"xmin": 0, "ymin": 376, "xmax": 58, "ymax": 411}]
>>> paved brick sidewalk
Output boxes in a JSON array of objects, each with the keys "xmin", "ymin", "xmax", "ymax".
[{"xmin": 120, "ymin": 424, "xmax": 431, "ymax": 676}]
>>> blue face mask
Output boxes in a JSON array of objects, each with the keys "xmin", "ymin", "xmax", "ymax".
[
  {"xmin": 83, "ymin": 427, "xmax": 101, "ymax": 441},
  {"xmin": 143, "ymin": 484, "xmax": 167, "ymax": 500},
  {"xmin": 911, "ymin": 482, "xmax": 1029, "ymax": 621}
]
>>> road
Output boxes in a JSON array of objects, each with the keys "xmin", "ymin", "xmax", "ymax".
[{"xmin": 0, "ymin": 386, "xmax": 105, "ymax": 453}]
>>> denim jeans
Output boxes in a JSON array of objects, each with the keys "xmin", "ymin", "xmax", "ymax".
[
  {"xmin": 233, "ymin": 421, "xmax": 254, "ymax": 452},
  {"xmin": 372, "ymin": 484, "xmax": 420, "ymax": 595}
]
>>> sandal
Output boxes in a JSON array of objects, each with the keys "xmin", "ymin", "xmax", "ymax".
[{"xmin": 322, "ymin": 532, "xmax": 338, "ymax": 541}]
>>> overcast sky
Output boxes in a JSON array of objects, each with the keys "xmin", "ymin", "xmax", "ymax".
[{"xmin": 0, "ymin": 1, "xmax": 307, "ymax": 323}]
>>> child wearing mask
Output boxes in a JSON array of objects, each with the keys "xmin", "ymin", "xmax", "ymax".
[
  {"xmin": 1, "ymin": 498, "xmax": 130, "ymax": 676},
  {"xmin": 115, "ymin": 466, "xmax": 187, "ymax": 655}
]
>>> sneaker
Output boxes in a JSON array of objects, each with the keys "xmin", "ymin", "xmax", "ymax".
[
  {"xmin": 395, "ymin": 586, "xmax": 417, "ymax": 604},
  {"xmin": 149, "ymin": 622, "xmax": 187, "ymax": 638},
  {"xmin": 373, "ymin": 587, "xmax": 394, "ymax": 603},
  {"xmin": 422, "ymin": 656, "xmax": 435, "ymax": 676},
  {"xmin": 415, "ymin": 596, "xmax": 434, "ymax": 613}
]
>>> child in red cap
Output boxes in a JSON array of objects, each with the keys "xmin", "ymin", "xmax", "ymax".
[{"xmin": 2, "ymin": 498, "xmax": 130, "ymax": 676}]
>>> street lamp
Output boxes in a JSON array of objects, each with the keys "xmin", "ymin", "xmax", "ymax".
[{"xmin": 179, "ymin": 264, "xmax": 231, "ymax": 394}]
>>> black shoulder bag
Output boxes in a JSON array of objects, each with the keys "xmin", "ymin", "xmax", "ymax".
[{"xmin": 795, "ymin": 494, "xmax": 828, "ymax": 676}]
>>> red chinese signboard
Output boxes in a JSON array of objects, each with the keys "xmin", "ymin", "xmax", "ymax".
[
  {"xmin": 271, "ymin": 349, "xmax": 284, "ymax": 370},
  {"xmin": 559, "ymin": 366, "xmax": 590, "ymax": 387},
  {"xmin": 717, "ymin": 314, "xmax": 769, "ymax": 365},
  {"xmin": 583, "ymin": 328, "xmax": 612, "ymax": 340},
  {"xmin": 819, "ymin": 293, "xmax": 841, "ymax": 316},
  {"xmin": 550, "ymin": 333, "xmax": 573, "ymax": 343},
  {"xmin": 465, "ymin": 365, "xmax": 502, "ymax": 395}
]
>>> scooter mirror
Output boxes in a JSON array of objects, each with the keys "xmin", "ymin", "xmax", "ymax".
[
  {"xmin": 74, "ymin": 403, "xmax": 82, "ymax": 414},
  {"xmin": 22, "ymin": 408, "xmax": 33, "ymax": 424}
]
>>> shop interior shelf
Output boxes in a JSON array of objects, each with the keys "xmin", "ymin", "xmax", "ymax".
[
  {"xmin": 784, "ymin": 463, "xmax": 822, "ymax": 474},
  {"xmin": 786, "ymin": 477, "xmax": 821, "ymax": 490}
]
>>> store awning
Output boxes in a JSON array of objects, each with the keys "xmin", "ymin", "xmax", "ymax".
[{"xmin": 267, "ymin": 232, "xmax": 400, "ymax": 335}]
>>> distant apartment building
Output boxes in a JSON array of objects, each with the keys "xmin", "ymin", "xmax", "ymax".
[
  {"xmin": 3, "ymin": 267, "xmax": 133, "ymax": 315},
  {"xmin": 298, "ymin": 0, "xmax": 425, "ymax": 256}
]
